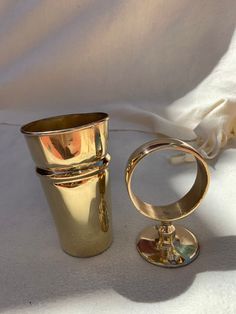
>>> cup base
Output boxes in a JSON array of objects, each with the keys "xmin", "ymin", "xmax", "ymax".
[{"xmin": 136, "ymin": 225, "xmax": 199, "ymax": 267}]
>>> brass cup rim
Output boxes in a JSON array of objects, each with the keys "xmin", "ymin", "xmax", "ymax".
[
  {"xmin": 21, "ymin": 112, "xmax": 109, "ymax": 136},
  {"xmin": 125, "ymin": 138, "xmax": 210, "ymax": 222}
]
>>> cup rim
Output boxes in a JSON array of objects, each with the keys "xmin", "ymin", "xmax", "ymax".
[{"xmin": 21, "ymin": 112, "xmax": 109, "ymax": 136}]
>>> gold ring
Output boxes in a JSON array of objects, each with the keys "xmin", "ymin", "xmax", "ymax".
[{"xmin": 125, "ymin": 138, "xmax": 210, "ymax": 267}]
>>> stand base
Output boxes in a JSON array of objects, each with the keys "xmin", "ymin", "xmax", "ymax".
[{"xmin": 136, "ymin": 225, "xmax": 199, "ymax": 268}]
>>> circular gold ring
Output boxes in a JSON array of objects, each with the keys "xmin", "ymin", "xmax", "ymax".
[{"xmin": 125, "ymin": 138, "xmax": 210, "ymax": 267}]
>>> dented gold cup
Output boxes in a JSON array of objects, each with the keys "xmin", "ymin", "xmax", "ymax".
[{"xmin": 21, "ymin": 113, "xmax": 112, "ymax": 257}]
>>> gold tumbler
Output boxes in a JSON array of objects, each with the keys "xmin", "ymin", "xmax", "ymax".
[{"xmin": 21, "ymin": 113, "xmax": 112, "ymax": 257}]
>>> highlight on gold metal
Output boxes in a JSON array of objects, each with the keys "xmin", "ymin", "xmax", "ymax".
[
  {"xmin": 125, "ymin": 138, "xmax": 210, "ymax": 268},
  {"xmin": 21, "ymin": 113, "xmax": 112, "ymax": 257}
]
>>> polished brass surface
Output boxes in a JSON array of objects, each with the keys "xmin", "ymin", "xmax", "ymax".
[
  {"xmin": 125, "ymin": 138, "xmax": 210, "ymax": 267},
  {"xmin": 21, "ymin": 113, "xmax": 108, "ymax": 169},
  {"xmin": 21, "ymin": 113, "xmax": 112, "ymax": 257},
  {"xmin": 137, "ymin": 224, "xmax": 199, "ymax": 268}
]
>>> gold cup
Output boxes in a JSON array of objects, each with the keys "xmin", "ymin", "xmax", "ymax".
[{"xmin": 21, "ymin": 113, "xmax": 112, "ymax": 257}]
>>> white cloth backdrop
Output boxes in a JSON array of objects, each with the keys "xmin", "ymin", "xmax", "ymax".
[
  {"xmin": 0, "ymin": 1, "xmax": 236, "ymax": 313},
  {"xmin": 1, "ymin": 0, "xmax": 236, "ymax": 158}
]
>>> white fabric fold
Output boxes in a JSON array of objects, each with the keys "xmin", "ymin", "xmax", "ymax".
[
  {"xmin": 194, "ymin": 98, "xmax": 236, "ymax": 159},
  {"xmin": 108, "ymin": 105, "xmax": 196, "ymax": 139},
  {"xmin": 0, "ymin": 1, "xmax": 236, "ymax": 161},
  {"xmin": 108, "ymin": 96, "xmax": 236, "ymax": 161},
  {"xmin": 109, "ymin": 28, "xmax": 236, "ymax": 160}
]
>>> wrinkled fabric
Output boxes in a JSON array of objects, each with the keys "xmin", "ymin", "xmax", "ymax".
[
  {"xmin": 168, "ymin": 28, "xmax": 236, "ymax": 159},
  {"xmin": 0, "ymin": 0, "xmax": 236, "ymax": 160}
]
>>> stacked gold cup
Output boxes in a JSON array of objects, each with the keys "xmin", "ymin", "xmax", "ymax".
[{"xmin": 21, "ymin": 113, "xmax": 112, "ymax": 257}]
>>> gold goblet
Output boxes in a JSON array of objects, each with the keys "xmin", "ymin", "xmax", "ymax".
[{"xmin": 125, "ymin": 138, "xmax": 210, "ymax": 267}]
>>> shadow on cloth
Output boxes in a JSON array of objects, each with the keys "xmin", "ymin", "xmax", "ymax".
[
  {"xmin": 112, "ymin": 234, "xmax": 236, "ymax": 302},
  {"xmin": 0, "ymin": 219, "xmax": 235, "ymax": 309}
]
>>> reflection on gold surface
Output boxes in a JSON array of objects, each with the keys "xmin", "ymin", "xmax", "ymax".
[
  {"xmin": 98, "ymin": 172, "xmax": 109, "ymax": 232},
  {"xmin": 21, "ymin": 113, "xmax": 112, "ymax": 257},
  {"xmin": 41, "ymin": 133, "xmax": 81, "ymax": 160},
  {"xmin": 21, "ymin": 113, "xmax": 108, "ymax": 168}
]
